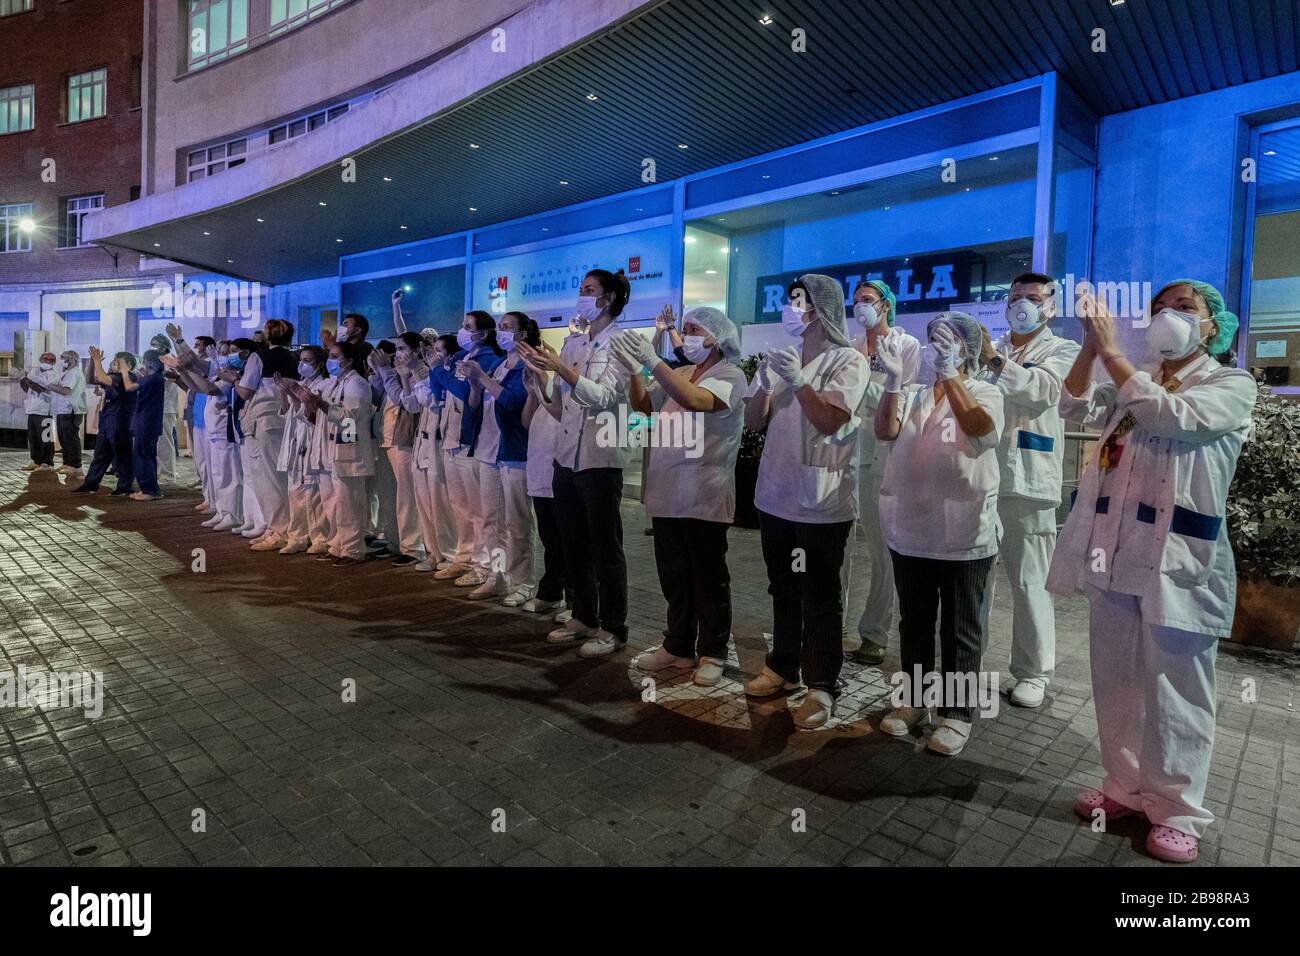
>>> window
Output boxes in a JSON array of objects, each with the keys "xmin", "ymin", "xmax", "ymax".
[
  {"xmin": 67, "ymin": 69, "xmax": 107, "ymax": 123},
  {"xmin": 270, "ymin": 0, "xmax": 349, "ymax": 36},
  {"xmin": 1, "ymin": 203, "xmax": 34, "ymax": 253},
  {"xmin": 267, "ymin": 103, "xmax": 347, "ymax": 146},
  {"xmin": 0, "ymin": 314, "xmax": 27, "ymax": 355},
  {"xmin": 59, "ymin": 194, "xmax": 105, "ymax": 249},
  {"xmin": 187, "ymin": 138, "xmax": 247, "ymax": 181},
  {"xmin": 0, "ymin": 84, "xmax": 34, "ymax": 135},
  {"xmin": 0, "ymin": 0, "xmax": 34, "ymax": 17},
  {"xmin": 187, "ymin": 0, "xmax": 249, "ymax": 71},
  {"xmin": 61, "ymin": 311, "xmax": 102, "ymax": 352}
]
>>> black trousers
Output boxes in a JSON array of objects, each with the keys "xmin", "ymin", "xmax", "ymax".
[
  {"xmin": 56, "ymin": 414, "xmax": 83, "ymax": 468},
  {"xmin": 83, "ymin": 415, "xmax": 134, "ymax": 492},
  {"xmin": 652, "ymin": 516, "xmax": 732, "ymax": 660},
  {"xmin": 551, "ymin": 464, "xmax": 627, "ymax": 640},
  {"xmin": 26, "ymin": 414, "xmax": 54, "ymax": 465},
  {"xmin": 758, "ymin": 510, "xmax": 853, "ymax": 693},
  {"xmin": 890, "ymin": 550, "xmax": 995, "ymax": 722},
  {"xmin": 531, "ymin": 494, "xmax": 569, "ymax": 605}
]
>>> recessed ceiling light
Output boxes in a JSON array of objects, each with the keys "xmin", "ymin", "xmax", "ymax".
[
  {"xmin": 1264, "ymin": 149, "xmax": 1278, "ymax": 156},
  {"xmin": 989, "ymin": 155, "xmax": 1000, "ymax": 161},
  {"xmin": 469, "ymin": 206, "xmax": 477, "ymax": 211},
  {"xmin": 830, "ymin": 191, "xmax": 840, "ymax": 196},
  {"xmin": 559, "ymin": 180, "xmax": 569, "ymax": 185},
  {"xmin": 400, "ymin": 225, "xmax": 408, "ymax": 230},
  {"xmin": 759, "ymin": 14, "xmax": 774, "ymax": 25},
  {"xmin": 383, "ymin": 176, "xmax": 392, "ymax": 182},
  {"xmin": 677, "ymin": 143, "xmax": 688, "ymax": 149},
  {"xmin": 336, "ymin": 238, "xmax": 343, "ymax": 243},
  {"xmin": 761, "ymin": 174, "xmax": 770, "ymax": 179},
  {"xmin": 542, "ymin": 227, "xmax": 549, "ymax": 232},
  {"xmin": 586, "ymin": 93, "xmax": 598, "ymax": 101},
  {"xmin": 203, "ymin": 231, "xmax": 210, "ymax": 235},
  {"xmin": 705, "ymin": 269, "xmax": 717, "ymax": 275},
  {"xmin": 469, "ymin": 143, "xmax": 480, "ymax": 149},
  {"xmin": 256, "ymin": 217, "xmax": 265, "ymax": 222},
  {"xmin": 318, "ymin": 201, "xmax": 327, "ymax": 206},
  {"xmin": 226, "ymin": 259, "xmax": 233, "ymax": 264},
  {"xmin": 718, "ymin": 217, "xmax": 726, "ymax": 221},
  {"xmin": 1108, "ymin": 0, "xmax": 1125, "ymax": 6},
  {"xmin": 153, "ymin": 242, "xmax": 160, "ymax": 247}
]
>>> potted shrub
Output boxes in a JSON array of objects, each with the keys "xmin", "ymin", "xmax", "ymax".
[
  {"xmin": 733, "ymin": 354, "xmax": 766, "ymax": 529},
  {"xmin": 1226, "ymin": 383, "xmax": 1300, "ymax": 651}
]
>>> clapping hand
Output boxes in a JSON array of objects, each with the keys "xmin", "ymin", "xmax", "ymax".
[
  {"xmin": 929, "ymin": 325, "xmax": 961, "ymax": 381},
  {"xmin": 612, "ymin": 330, "xmax": 656, "ymax": 371},
  {"xmin": 654, "ymin": 305, "xmax": 676, "ymax": 334},
  {"xmin": 368, "ymin": 349, "xmax": 391, "ymax": 372},
  {"xmin": 517, "ymin": 339, "xmax": 566, "ymax": 376},
  {"xmin": 876, "ymin": 334, "xmax": 907, "ymax": 393},
  {"xmin": 165, "ymin": 322, "xmax": 184, "ymax": 343},
  {"xmin": 766, "ymin": 345, "xmax": 805, "ymax": 388}
]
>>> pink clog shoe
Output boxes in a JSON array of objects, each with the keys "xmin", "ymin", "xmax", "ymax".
[
  {"xmin": 1146, "ymin": 825, "xmax": 1199, "ymax": 863},
  {"xmin": 1073, "ymin": 788, "xmax": 1138, "ymax": 822}
]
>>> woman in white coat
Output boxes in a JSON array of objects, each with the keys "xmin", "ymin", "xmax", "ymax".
[
  {"xmin": 273, "ymin": 345, "xmax": 331, "ymax": 555},
  {"xmin": 299, "ymin": 340, "xmax": 376, "ymax": 567},
  {"xmin": 405, "ymin": 334, "xmax": 458, "ymax": 573},
  {"xmin": 1049, "ymin": 281, "xmax": 1254, "ymax": 863}
]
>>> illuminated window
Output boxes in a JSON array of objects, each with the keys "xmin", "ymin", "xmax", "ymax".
[
  {"xmin": 66, "ymin": 69, "xmax": 107, "ymax": 123},
  {"xmin": 0, "ymin": 83, "xmax": 34, "ymax": 135},
  {"xmin": 187, "ymin": 0, "xmax": 249, "ymax": 71},
  {"xmin": 59, "ymin": 194, "xmax": 105, "ymax": 249},
  {"xmin": 267, "ymin": 103, "xmax": 348, "ymax": 146},
  {"xmin": 187, "ymin": 137, "xmax": 247, "ymax": 181},
  {"xmin": 0, "ymin": 0, "xmax": 34, "ymax": 17},
  {"xmin": 1, "ymin": 203, "xmax": 34, "ymax": 253},
  {"xmin": 270, "ymin": 0, "xmax": 350, "ymax": 36}
]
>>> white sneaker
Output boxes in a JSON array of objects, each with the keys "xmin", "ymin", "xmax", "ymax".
[
  {"xmin": 793, "ymin": 689, "xmax": 835, "ymax": 729},
  {"xmin": 521, "ymin": 596, "xmax": 562, "ymax": 614},
  {"xmin": 554, "ymin": 608, "xmax": 573, "ymax": 624},
  {"xmin": 578, "ymin": 630, "xmax": 624, "ymax": 659},
  {"xmin": 468, "ymin": 576, "xmax": 508, "ymax": 600},
  {"xmin": 435, "ymin": 560, "xmax": 457, "ymax": 571},
  {"xmin": 306, "ymin": 542, "xmax": 330, "ymax": 555},
  {"xmin": 501, "ymin": 585, "xmax": 533, "ymax": 607},
  {"xmin": 230, "ymin": 523, "xmax": 248, "ymax": 534},
  {"xmin": 1010, "ymin": 677, "xmax": 1048, "ymax": 708},
  {"xmin": 454, "ymin": 569, "xmax": 485, "ymax": 588},
  {"xmin": 241, "ymin": 526, "xmax": 267, "ymax": 539},
  {"xmin": 250, "ymin": 537, "xmax": 284, "ymax": 552},
  {"xmin": 743, "ymin": 666, "xmax": 798, "ymax": 698},
  {"xmin": 880, "ymin": 706, "xmax": 930, "ymax": 737},
  {"xmin": 200, "ymin": 513, "xmax": 224, "ymax": 528},
  {"xmin": 434, "ymin": 563, "xmax": 469, "ymax": 580},
  {"xmin": 278, "ymin": 541, "xmax": 309, "ymax": 555},
  {"xmin": 211, "ymin": 515, "xmax": 238, "ymax": 531},
  {"xmin": 414, "ymin": 559, "xmax": 438, "ymax": 572},
  {"xmin": 193, "ymin": 501, "xmax": 209, "ymax": 512},
  {"xmin": 20, "ymin": 463, "xmax": 40, "ymax": 472},
  {"xmin": 927, "ymin": 718, "xmax": 972, "ymax": 756},
  {"xmin": 637, "ymin": 646, "xmax": 695, "ymax": 672},
  {"xmin": 546, "ymin": 619, "xmax": 594, "ymax": 645},
  {"xmin": 693, "ymin": 657, "xmax": 726, "ymax": 687}
]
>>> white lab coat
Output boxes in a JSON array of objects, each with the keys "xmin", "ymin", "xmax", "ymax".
[
  {"xmin": 1047, "ymin": 353, "xmax": 1255, "ymax": 838},
  {"xmin": 409, "ymin": 376, "xmax": 455, "ymax": 564},
  {"xmin": 203, "ymin": 380, "xmax": 243, "ymax": 523},
  {"xmin": 318, "ymin": 369, "xmax": 375, "ymax": 560},
  {"xmin": 277, "ymin": 373, "xmax": 328, "ymax": 549}
]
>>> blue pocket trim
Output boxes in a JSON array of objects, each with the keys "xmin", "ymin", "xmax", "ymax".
[
  {"xmin": 1095, "ymin": 495, "xmax": 1109, "ymax": 514},
  {"xmin": 1170, "ymin": 505, "xmax": 1222, "ymax": 541},
  {"xmin": 1136, "ymin": 502, "xmax": 1157, "ymax": 524},
  {"xmin": 1017, "ymin": 430, "xmax": 1055, "ymax": 452}
]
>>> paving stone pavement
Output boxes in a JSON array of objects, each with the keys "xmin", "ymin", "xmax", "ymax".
[{"xmin": 0, "ymin": 449, "xmax": 1296, "ymax": 868}]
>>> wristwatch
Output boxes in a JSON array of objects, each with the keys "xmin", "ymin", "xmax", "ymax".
[{"xmin": 987, "ymin": 354, "xmax": 1005, "ymax": 373}]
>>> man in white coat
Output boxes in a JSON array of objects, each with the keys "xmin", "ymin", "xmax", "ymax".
[
  {"xmin": 978, "ymin": 272, "xmax": 1081, "ymax": 708},
  {"xmin": 1049, "ymin": 280, "xmax": 1254, "ymax": 864}
]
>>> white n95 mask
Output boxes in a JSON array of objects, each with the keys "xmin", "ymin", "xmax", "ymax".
[
  {"xmin": 1006, "ymin": 298, "xmax": 1042, "ymax": 335},
  {"xmin": 852, "ymin": 302, "xmax": 882, "ymax": 330},
  {"xmin": 1146, "ymin": 308, "xmax": 1205, "ymax": 360}
]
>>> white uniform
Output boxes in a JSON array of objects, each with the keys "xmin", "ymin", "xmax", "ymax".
[
  {"xmin": 1047, "ymin": 353, "xmax": 1255, "ymax": 838},
  {"xmin": 879, "ymin": 380, "xmax": 1005, "ymax": 561},
  {"xmin": 277, "ymin": 372, "xmax": 329, "ymax": 550},
  {"xmin": 375, "ymin": 368, "xmax": 422, "ymax": 558},
  {"xmin": 475, "ymin": 357, "xmax": 532, "ymax": 589},
  {"xmin": 23, "ymin": 367, "xmax": 56, "ymax": 416},
  {"xmin": 156, "ymin": 378, "xmax": 182, "ymax": 484},
  {"xmin": 238, "ymin": 351, "xmax": 291, "ymax": 540},
  {"xmin": 842, "ymin": 326, "xmax": 921, "ymax": 646},
  {"xmin": 978, "ymin": 327, "xmax": 1081, "ymax": 684},
  {"xmin": 409, "ymin": 374, "xmax": 455, "ymax": 565},
  {"xmin": 441, "ymin": 355, "xmax": 485, "ymax": 569},
  {"xmin": 204, "ymin": 377, "xmax": 243, "ymax": 524},
  {"xmin": 317, "ymin": 369, "xmax": 376, "ymax": 561}
]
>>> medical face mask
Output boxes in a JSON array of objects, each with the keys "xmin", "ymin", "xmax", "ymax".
[
  {"xmin": 1006, "ymin": 298, "xmax": 1044, "ymax": 335},
  {"xmin": 574, "ymin": 295, "xmax": 600, "ymax": 325},
  {"xmin": 682, "ymin": 335, "xmax": 712, "ymax": 364},
  {"xmin": 456, "ymin": 327, "xmax": 475, "ymax": 351},
  {"xmin": 852, "ymin": 301, "xmax": 882, "ymax": 331},
  {"xmin": 326, "ymin": 358, "xmax": 342, "ymax": 376},
  {"xmin": 496, "ymin": 331, "xmax": 516, "ymax": 352},
  {"xmin": 1146, "ymin": 308, "xmax": 1207, "ymax": 361},
  {"xmin": 781, "ymin": 304, "xmax": 812, "ymax": 338},
  {"xmin": 39, "ymin": 361, "xmax": 54, "ymax": 371},
  {"xmin": 298, "ymin": 362, "xmax": 316, "ymax": 379}
]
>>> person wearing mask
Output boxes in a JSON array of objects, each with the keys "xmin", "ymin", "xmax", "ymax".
[
  {"xmin": 297, "ymin": 340, "xmax": 376, "ymax": 566},
  {"xmin": 236, "ymin": 320, "xmax": 299, "ymax": 552},
  {"xmin": 976, "ymin": 272, "xmax": 1082, "ymax": 708},
  {"xmin": 119, "ymin": 349, "xmax": 168, "ymax": 501},
  {"xmin": 169, "ymin": 339, "xmax": 243, "ymax": 530},
  {"xmin": 1050, "ymin": 282, "xmax": 1253, "ymax": 864},
  {"xmin": 616, "ymin": 307, "xmax": 748, "ymax": 687},
  {"xmin": 464, "ymin": 312, "xmax": 537, "ymax": 601},
  {"xmin": 368, "ymin": 336, "xmax": 425, "ymax": 567},
  {"xmin": 408, "ymin": 334, "xmax": 459, "ymax": 573},
  {"xmin": 148, "ymin": 334, "xmax": 182, "ymax": 487},
  {"xmin": 520, "ymin": 362, "xmax": 570, "ymax": 616},
  {"xmin": 434, "ymin": 312, "xmax": 504, "ymax": 586},
  {"xmin": 40, "ymin": 351, "xmax": 85, "ymax": 477},
  {"xmin": 741, "ymin": 274, "xmax": 870, "ymax": 728},
  {"xmin": 874, "ymin": 313, "xmax": 1004, "ymax": 756},
  {"xmin": 18, "ymin": 352, "xmax": 60, "ymax": 472},
  {"xmin": 185, "ymin": 336, "xmax": 218, "ymax": 513},
  {"xmin": 323, "ymin": 313, "xmax": 374, "ymax": 366},
  {"xmin": 72, "ymin": 349, "xmax": 137, "ymax": 496},
  {"xmin": 272, "ymin": 345, "xmax": 331, "ymax": 555},
  {"xmin": 518, "ymin": 268, "xmax": 635, "ymax": 658},
  {"xmin": 842, "ymin": 279, "xmax": 921, "ymax": 666}
]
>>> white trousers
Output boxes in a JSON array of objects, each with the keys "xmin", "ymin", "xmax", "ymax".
[
  {"xmin": 477, "ymin": 460, "xmax": 533, "ymax": 588},
  {"xmin": 286, "ymin": 477, "xmax": 327, "ymax": 549},
  {"xmin": 207, "ymin": 438, "xmax": 243, "ymax": 522},
  {"xmin": 443, "ymin": 450, "xmax": 482, "ymax": 568},
  {"xmin": 248, "ymin": 426, "xmax": 290, "ymax": 538},
  {"xmin": 997, "ymin": 496, "xmax": 1059, "ymax": 683},
  {"xmin": 412, "ymin": 459, "xmax": 455, "ymax": 564},
  {"xmin": 319, "ymin": 472, "xmax": 367, "ymax": 560},
  {"xmin": 842, "ymin": 471, "xmax": 896, "ymax": 647},
  {"xmin": 192, "ymin": 425, "xmax": 212, "ymax": 509},
  {"xmin": 1089, "ymin": 588, "xmax": 1218, "ymax": 838},
  {"xmin": 156, "ymin": 413, "xmax": 179, "ymax": 483},
  {"xmin": 237, "ymin": 441, "xmax": 265, "ymax": 532},
  {"xmin": 379, "ymin": 445, "xmax": 422, "ymax": 556}
]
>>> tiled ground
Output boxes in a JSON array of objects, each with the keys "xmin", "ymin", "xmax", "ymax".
[{"xmin": 0, "ymin": 447, "xmax": 1296, "ymax": 867}]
